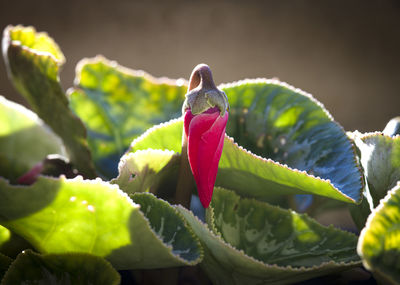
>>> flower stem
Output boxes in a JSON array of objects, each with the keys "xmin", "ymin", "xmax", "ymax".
[{"xmin": 174, "ymin": 134, "xmax": 195, "ymax": 209}]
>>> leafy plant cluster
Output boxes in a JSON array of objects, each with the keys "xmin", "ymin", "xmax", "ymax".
[{"xmin": 0, "ymin": 25, "xmax": 399, "ymax": 284}]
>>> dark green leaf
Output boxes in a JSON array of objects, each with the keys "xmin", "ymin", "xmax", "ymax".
[
  {"xmin": 0, "ymin": 176, "xmax": 202, "ymax": 269},
  {"xmin": 177, "ymin": 188, "xmax": 360, "ymax": 284},
  {"xmin": 358, "ymin": 182, "xmax": 400, "ymax": 285},
  {"xmin": 2, "ymin": 250, "xmax": 120, "ymax": 285},
  {"xmin": 0, "ymin": 95, "xmax": 64, "ymax": 182},
  {"xmin": 221, "ymin": 80, "xmax": 363, "ymax": 204},
  {"xmin": 0, "ymin": 225, "xmax": 32, "ymax": 259},
  {"xmin": 2, "ymin": 25, "xmax": 95, "ymax": 177},
  {"xmin": 131, "ymin": 192, "xmax": 203, "ymax": 264},
  {"xmin": 68, "ymin": 56, "xmax": 187, "ymax": 178},
  {"xmin": 0, "ymin": 252, "xmax": 12, "ymax": 280}
]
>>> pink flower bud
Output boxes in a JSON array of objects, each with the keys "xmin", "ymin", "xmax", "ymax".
[
  {"xmin": 182, "ymin": 64, "xmax": 229, "ymax": 208},
  {"xmin": 184, "ymin": 107, "xmax": 228, "ymax": 208}
]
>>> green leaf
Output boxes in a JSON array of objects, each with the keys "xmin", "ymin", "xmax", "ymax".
[
  {"xmin": 218, "ymin": 136, "xmax": 357, "ymax": 203},
  {"xmin": 2, "ymin": 25, "xmax": 95, "ymax": 177},
  {"xmin": 0, "ymin": 226, "xmax": 10, "ymax": 250},
  {"xmin": 353, "ymin": 132, "xmax": 400, "ymax": 207},
  {"xmin": 220, "ymin": 80, "xmax": 363, "ymax": 204},
  {"xmin": 130, "ymin": 118, "xmax": 183, "ymax": 153},
  {"xmin": 0, "ymin": 225, "xmax": 32, "ymax": 259},
  {"xmin": 128, "ymin": 118, "xmax": 359, "ymax": 203},
  {"xmin": 0, "ymin": 95, "xmax": 64, "ymax": 182},
  {"xmin": 0, "ymin": 176, "xmax": 202, "ymax": 269},
  {"xmin": 131, "ymin": 192, "xmax": 203, "ymax": 264},
  {"xmin": 68, "ymin": 56, "xmax": 187, "ymax": 178},
  {"xmin": 177, "ymin": 188, "xmax": 360, "ymax": 284},
  {"xmin": 358, "ymin": 182, "xmax": 400, "ymax": 285},
  {"xmin": 2, "ymin": 250, "xmax": 120, "ymax": 285},
  {"xmin": 112, "ymin": 149, "xmax": 180, "ymax": 197},
  {"xmin": 0, "ymin": 252, "xmax": 12, "ymax": 280}
]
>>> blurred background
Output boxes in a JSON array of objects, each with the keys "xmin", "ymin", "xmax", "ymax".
[{"xmin": 0, "ymin": 0, "xmax": 399, "ymax": 132}]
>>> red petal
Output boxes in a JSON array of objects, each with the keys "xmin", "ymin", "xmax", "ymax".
[
  {"xmin": 186, "ymin": 108, "xmax": 228, "ymax": 208},
  {"xmin": 184, "ymin": 110, "xmax": 195, "ymax": 140}
]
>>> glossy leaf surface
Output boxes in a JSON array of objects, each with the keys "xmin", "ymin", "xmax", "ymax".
[
  {"xmin": 358, "ymin": 182, "xmax": 400, "ymax": 285},
  {"xmin": 2, "ymin": 25, "xmax": 95, "ymax": 177},
  {"xmin": 177, "ymin": 188, "xmax": 360, "ymax": 284},
  {"xmin": 0, "ymin": 96, "xmax": 64, "ymax": 182},
  {"xmin": 220, "ymin": 80, "xmax": 363, "ymax": 203},
  {"xmin": 0, "ymin": 176, "xmax": 202, "ymax": 270},
  {"xmin": 68, "ymin": 57, "xmax": 187, "ymax": 178},
  {"xmin": 128, "ymin": 119, "xmax": 359, "ymax": 203},
  {"xmin": 2, "ymin": 250, "xmax": 120, "ymax": 285}
]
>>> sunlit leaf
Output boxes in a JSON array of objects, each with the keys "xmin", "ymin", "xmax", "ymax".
[
  {"xmin": 358, "ymin": 182, "xmax": 400, "ymax": 285},
  {"xmin": 0, "ymin": 95, "xmax": 64, "ymax": 183},
  {"xmin": 177, "ymin": 188, "xmax": 360, "ymax": 284},
  {"xmin": 112, "ymin": 149, "xmax": 180, "ymax": 198},
  {"xmin": 0, "ymin": 225, "xmax": 31, "ymax": 259},
  {"xmin": 68, "ymin": 56, "xmax": 187, "ymax": 178},
  {"xmin": 0, "ymin": 176, "xmax": 202, "ymax": 269},
  {"xmin": 128, "ymin": 118, "xmax": 359, "ymax": 203},
  {"xmin": 2, "ymin": 250, "xmax": 120, "ymax": 285},
  {"xmin": 2, "ymin": 25, "xmax": 95, "ymax": 177}
]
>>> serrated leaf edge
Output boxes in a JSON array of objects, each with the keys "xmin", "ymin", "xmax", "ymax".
[
  {"xmin": 0, "ymin": 176, "xmax": 201, "ymax": 266},
  {"xmin": 1, "ymin": 249, "xmax": 120, "ymax": 285},
  {"xmin": 117, "ymin": 149, "xmax": 178, "ymax": 174},
  {"xmin": 351, "ymin": 130, "xmax": 400, "ymax": 141},
  {"xmin": 357, "ymin": 181, "xmax": 400, "ymax": 277},
  {"xmin": 210, "ymin": 187, "xmax": 359, "ymax": 255},
  {"xmin": 3, "ymin": 25, "xmax": 65, "ymax": 66},
  {"xmin": 129, "ymin": 117, "xmax": 183, "ymax": 151},
  {"xmin": 131, "ymin": 192, "xmax": 203, "ymax": 265},
  {"xmin": 73, "ymin": 55, "xmax": 188, "ymax": 88},
  {"xmin": 223, "ymin": 135, "xmax": 358, "ymax": 203},
  {"xmin": 176, "ymin": 204, "xmax": 360, "ymax": 272},
  {"xmin": 129, "ymin": 117, "xmax": 358, "ymax": 202},
  {"xmin": 220, "ymin": 79, "xmax": 364, "ymax": 202},
  {"xmin": 56, "ymin": 177, "xmax": 201, "ymax": 266},
  {"xmin": 219, "ymin": 78, "xmax": 334, "ymax": 121}
]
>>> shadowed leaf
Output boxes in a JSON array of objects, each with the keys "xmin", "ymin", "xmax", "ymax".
[
  {"xmin": 2, "ymin": 250, "xmax": 120, "ymax": 285},
  {"xmin": 0, "ymin": 252, "xmax": 12, "ymax": 280},
  {"xmin": 353, "ymin": 132, "xmax": 400, "ymax": 206},
  {"xmin": 349, "ymin": 132, "xmax": 400, "ymax": 229}
]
